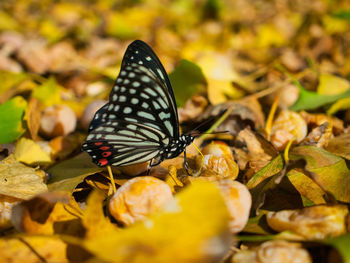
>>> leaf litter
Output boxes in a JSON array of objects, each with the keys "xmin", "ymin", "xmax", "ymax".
[{"xmin": 0, "ymin": 0, "xmax": 350, "ymax": 262}]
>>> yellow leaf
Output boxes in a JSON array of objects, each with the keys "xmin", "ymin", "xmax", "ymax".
[
  {"xmin": 207, "ymin": 78, "xmax": 243, "ymax": 105},
  {"xmin": 323, "ymin": 15, "xmax": 349, "ymax": 34},
  {"xmin": 82, "ymin": 190, "xmax": 119, "ymax": 239},
  {"xmin": 196, "ymin": 52, "xmax": 243, "ymax": 104},
  {"xmin": 0, "ymin": 236, "xmax": 69, "ymax": 263},
  {"xmin": 317, "ymin": 73, "xmax": 350, "ymax": 95},
  {"xmin": 84, "ymin": 181, "xmax": 230, "ymax": 263},
  {"xmin": 11, "ymin": 192, "xmax": 83, "ymax": 235},
  {"xmin": 0, "ymin": 155, "xmax": 47, "ymax": 200},
  {"xmin": 327, "ymin": 97, "xmax": 350, "ymax": 115},
  {"xmin": 14, "ymin": 138, "xmax": 51, "ymax": 165},
  {"xmin": 256, "ymin": 23, "xmax": 286, "ymax": 48}
]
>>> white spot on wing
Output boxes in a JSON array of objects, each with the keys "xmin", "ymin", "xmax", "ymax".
[
  {"xmin": 132, "ymin": 81, "xmax": 140, "ymax": 87},
  {"xmin": 137, "ymin": 111, "xmax": 156, "ymax": 121},
  {"xmin": 145, "ymin": 88, "xmax": 157, "ymax": 96},
  {"xmin": 123, "ymin": 107, "xmax": 132, "ymax": 114},
  {"xmin": 141, "ymin": 76, "xmax": 151, "ymax": 82},
  {"xmin": 145, "ymin": 56, "xmax": 152, "ymax": 61},
  {"xmin": 157, "ymin": 69, "xmax": 165, "ymax": 80},
  {"xmin": 119, "ymin": 95, "xmax": 127, "ymax": 102}
]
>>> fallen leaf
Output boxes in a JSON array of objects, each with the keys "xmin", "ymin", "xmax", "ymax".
[
  {"xmin": 47, "ymin": 152, "xmax": 103, "ymax": 192},
  {"xmin": 326, "ymin": 234, "xmax": 350, "ymax": 263},
  {"xmin": 84, "ymin": 181, "xmax": 231, "ymax": 263},
  {"xmin": 0, "ymin": 96, "xmax": 27, "ymax": 143},
  {"xmin": 317, "ymin": 73, "xmax": 350, "ymax": 95},
  {"xmin": 169, "ymin": 59, "xmax": 206, "ymax": 107},
  {"xmin": 290, "ymin": 146, "xmax": 350, "ymax": 203},
  {"xmin": 24, "ymin": 98, "xmax": 41, "ymax": 140},
  {"xmin": 289, "ymin": 79, "xmax": 350, "ymax": 111},
  {"xmin": 82, "ymin": 190, "xmax": 119, "ymax": 239},
  {"xmin": 31, "ymin": 77, "xmax": 61, "ymax": 107},
  {"xmin": 11, "ymin": 191, "xmax": 84, "ymax": 235},
  {"xmin": 0, "ymin": 70, "xmax": 27, "ymax": 99},
  {"xmin": 14, "ymin": 137, "xmax": 51, "ymax": 165},
  {"xmin": 0, "ymin": 155, "xmax": 47, "ymax": 200},
  {"xmin": 325, "ymin": 133, "xmax": 350, "ymax": 160},
  {"xmin": 0, "ymin": 236, "xmax": 69, "ymax": 263}
]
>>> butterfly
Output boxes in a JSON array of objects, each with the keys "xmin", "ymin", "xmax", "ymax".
[{"xmin": 82, "ymin": 40, "xmax": 195, "ymax": 173}]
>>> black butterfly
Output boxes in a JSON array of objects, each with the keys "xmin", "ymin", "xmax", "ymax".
[{"xmin": 82, "ymin": 40, "xmax": 194, "ymax": 172}]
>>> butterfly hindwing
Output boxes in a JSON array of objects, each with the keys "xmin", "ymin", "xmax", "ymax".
[{"xmin": 82, "ymin": 119, "xmax": 168, "ymax": 166}]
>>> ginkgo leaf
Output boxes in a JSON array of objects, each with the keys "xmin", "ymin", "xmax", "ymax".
[
  {"xmin": 84, "ymin": 181, "xmax": 230, "ymax": 263},
  {"xmin": 0, "ymin": 155, "xmax": 47, "ymax": 200},
  {"xmin": 14, "ymin": 137, "xmax": 51, "ymax": 165},
  {"xmin": 82, "ymin": 190, "xmax": 119, "ymax": 239},
  {"xmin": 47, "ymin": 153, "xmax": 103, "ymax": 192}
]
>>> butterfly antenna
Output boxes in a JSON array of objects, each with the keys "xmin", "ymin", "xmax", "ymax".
[{"xmin": 107, "ymin": 165, "xmax": 117, "ymax": 194}]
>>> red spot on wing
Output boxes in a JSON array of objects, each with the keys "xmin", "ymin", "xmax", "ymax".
[
  {"xmin": 98, "ymin": 158, "xmax": 108, "ymax": 166},
  {"xmin": 100, "ymin": 146, "xmax": 110, "ymax": 150},
  {"xmin": 95, "ymin": 142, "xmax": 103, "ymax": 146},
  {"xmin": 102, "ymin": 151, "xmax": 112, "ymax": 157}
]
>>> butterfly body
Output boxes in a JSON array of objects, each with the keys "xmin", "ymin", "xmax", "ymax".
[{"xmin": 82, "ymin": 40, "xmax": 194, "ymax": 170}]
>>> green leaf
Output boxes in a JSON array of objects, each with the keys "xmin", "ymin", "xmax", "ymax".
[
  {"xmin": 289, "ymin": 80, "xmax": 350, "ymax": 111},
  {"xmin": 326, "ymin": 234, "xmax": 350, "ymax": 263},
  {"xmin": 31, "ymin": 77, "xmax": 61, "ymax": 107},
  {"xmin": 290, "ymin": 146, "xmax": 350, "ymax": 203},
  {"xmin": 332, "ymin": 10, "xmax": 350, "ymax": 21},
  {"xmin": 169, "ymin": 59, "xmax": 206, "ymax": 107},
  {"xmin": 247, "ymin": 155, "xmax": 284, "ymax": 189},
  {"xmin": 47, "ymin": 153, "xmax": 103, "ymax": 192},
  {"xmin": 0, "ymin": 96, "xmax": 27, "ymax": 143}
]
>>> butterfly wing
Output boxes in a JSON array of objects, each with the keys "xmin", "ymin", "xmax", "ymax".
[
  {"xmin": 82, "ymin": 120, "xmax": 168, "ymax": 166},
  {"xmin": 84, "ymin": 40, "xmax": 180, "ymax": 167},
  {"xmin": 120, "ymin": 40, "xmax": 179, "ymax": 137},
  {"xmin": 88, "ymin": 62, "xmax": 178, "ymax": 138}
]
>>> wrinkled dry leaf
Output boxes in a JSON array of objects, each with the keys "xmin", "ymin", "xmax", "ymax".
[
  {"xmin": 0, "ymin": 155, "xmax": 47, "ymax": 200},
  {"xmin": 325, "ymin": 133, "xmax": 350, "ymax": 160},
  {"xmin": 24, "ymin": 98, "xmax": 41, "ymax": 140}
]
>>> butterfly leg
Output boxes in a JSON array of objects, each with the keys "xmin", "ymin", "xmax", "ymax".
[
  {"xmin": 183, "ymin": 150, "xmax": 191, "ymax": 175},
  {"xmin": 147, "ymin": 160, "xmax": 153, "ymax": 175}
]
